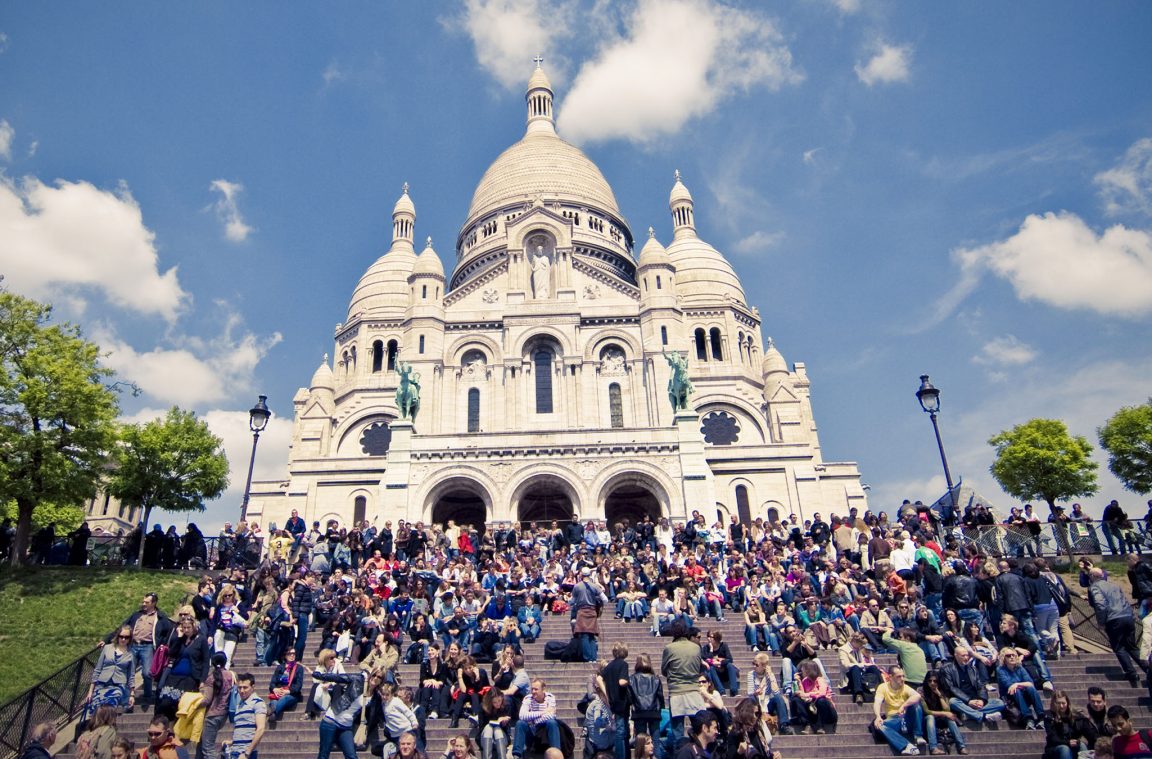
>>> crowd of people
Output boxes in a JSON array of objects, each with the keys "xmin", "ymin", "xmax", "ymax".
[{"xmin": 21, "ymin": 498, "xmax": 1152, "ymax": 759}]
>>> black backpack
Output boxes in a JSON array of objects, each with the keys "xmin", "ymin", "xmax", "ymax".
[
  {"xmin": 543, "ymin": 640, "xmax": 568, "ymax": 660},
  {"xmin": 1046, "ymin": 576, "xmax": 1072, "ymax": 615}
]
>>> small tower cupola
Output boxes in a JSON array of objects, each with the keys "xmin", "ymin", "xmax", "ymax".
[
  {"xmin": 669, "ymin": 169, "xmax": 696, "ymax": 240},
  {"xmin": 525, "ymin": 56, "xmax": 556, "ymax": 136},
  {"xmin": 392, "ymin": 183, "xmax": 416, "ymax": 248}
]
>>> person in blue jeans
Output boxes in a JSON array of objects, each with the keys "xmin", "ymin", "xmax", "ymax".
[
  {"xmin": 921, "ymin": 672, "xmax": 968, "ymax": 755},
  {"xmin": 996, "ymin": 648, "xmax": 1047, "ymax": 730},
  {"xmin": 313, "ymin": 669, "xmax": 380, "ymax": 759},
  {"xmin": 266, "ymin": 649, "xmax": 305, "ymax": 726},
  {"xmin": 512, "ymin": 680, "xmax": 561, "ymax": 758},
  {"xmin": 701, "ymin": 630, "xmax": 740, "ymax": 697},
  {"xmin": 872, "ymin": 666, "xmax": 927, "ymax": 756}
]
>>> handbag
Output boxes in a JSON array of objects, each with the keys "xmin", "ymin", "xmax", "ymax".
[{"xmin": 149, "ymin": 644, "xmax": 170, "ymax": 679}]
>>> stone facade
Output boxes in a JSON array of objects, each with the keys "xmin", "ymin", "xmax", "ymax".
[{"xmin": 247, "ymin": 65, "xmax": 867, "ymax": 533}]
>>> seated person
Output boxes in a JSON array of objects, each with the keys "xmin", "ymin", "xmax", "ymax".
[
  {"xmin": 938, "ymin": 645, "xmax": 1005, "ymax": 724},
  {"xmin": 838, "ymin": 633, "xmax": 884, "ymax": 705},
  {"xmin": 872, "ymin": 665, "xmax": 926, "ymax": 756},
  {"xmin": 996, "ymin": 646, "xmax": 1046, "ymax": 730}
]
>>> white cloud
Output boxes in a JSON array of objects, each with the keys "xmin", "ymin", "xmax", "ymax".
[
  {"xmin": 452, "ymin": 0, "xmax": 572, "ymax": 90},
  {"xmin": 955, "ymin": 211, "xmax": 1152, "ymax": 318},
  {"xmin": 0, "ymin": 176, "xmax": 188, "ymax": 321},
  {"xmin": 0, "ymin": 32, "xmax": 8, "ymax": 54},
  {"xmin": 1095, "ymin": 137, "xmax": 1152, "ymax": 218},
  {"xmin": 209, "ymin": 179, "xmax": 253, "ymax": 242},
  {"xmin": 0, "ymin": 120, "xmax": 13, "ymax": 160},
  {"xmin": 557, "ymin": 0, "xmax": 802, "ymax": 144},
  {"xmin": 802, "ymin": 147, "xmax": 823, "ymax": 165},
  {"xmin": 732, "ymin": 230, "xmax": 785, "ymax": 255},
  {"xmin": 122, "ymin": 406, "xmax": 291, "ymax": 531},
  {"xmin": 973, "ymin": 335, "xmax": 1038, "ymax": 367},
  {"xmin": 96, "ymin": 315, "xmax": 283, "ymax": 408},
  {"xmin": 322, "ymin": 61, "xmax": 345, "ymax": 86},
  {"xmin": 855, "ymin": 43, "xmax": 912, "ymax": 87},
  {"xmin": 27, "ymin": 140, "xmax": 38, "ymax": 158},
  {"xmin": 831, "ymin": 0, "xmax": 862, "ymax": 13}
]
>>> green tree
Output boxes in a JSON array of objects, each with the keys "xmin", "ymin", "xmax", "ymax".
[
  {"xmin": 0, "ymin": 290, "xmax": 120, "ymax": 564},
  {"xmin": 988, "ymin": 417, "xmax": 1099, "ymax": 515},
  {"xmin": 108, "ymin": 407, "xmax": 229, "ymax": 565},
  {"xmin": 0, "ymin": 500, "xmax": 85, "ymax": 533},
  {"xmin": 1098, "ymin": 400, "xmax": 1152, "ymax": 494}
]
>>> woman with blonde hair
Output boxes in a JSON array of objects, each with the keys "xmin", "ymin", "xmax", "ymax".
[
  {"xmin": 75, "ymin": 705, "xmax": 120, "ymax": 759},
  {"xmin": 213, "ymin": 583, "xmax": 246, "ymax": 668},
  {"xmin": 87, "ymin": 625, "xmax": 135, "ymax": 717}
]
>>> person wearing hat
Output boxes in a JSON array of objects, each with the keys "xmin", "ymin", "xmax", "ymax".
[{"xmin": 570, "ymin": 567, "xmax": 609, "ymax": 662}]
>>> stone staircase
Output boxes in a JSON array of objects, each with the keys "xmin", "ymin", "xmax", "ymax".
[{"xmin": 58, "ymin": 614, "xmax": 1150, "ymax": 758}]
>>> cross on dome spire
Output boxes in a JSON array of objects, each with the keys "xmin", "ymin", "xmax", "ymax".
[
  {"xmin": 526, "ymin": 59, "xmax": 555, "ymax": 134},
  {"xmin": 402, "ymin": 182, "xmax": 409, "ymax": 194},
  {"xmin": 533, "ymin": 54, "xmax": 544, "ymax": 68}
]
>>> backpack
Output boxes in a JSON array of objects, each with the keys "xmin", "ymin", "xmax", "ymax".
[
  {"xmin": 543, "ymin": 641, "xmax": 568, "ymax": 661},
  {"xmin": 1046, "ymin": 576, "xmax": 1072, "ymax": 615},
  {"xmin": 226, "ymin": 684, "xmax": 241, "ymax": 723}
]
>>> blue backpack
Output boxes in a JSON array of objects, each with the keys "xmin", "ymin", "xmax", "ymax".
[{"xmin": 226, "ymin": 685, "xmax": 241, "ymax": 723}]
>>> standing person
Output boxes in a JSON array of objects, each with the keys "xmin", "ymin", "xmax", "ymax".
[
  {"xmin": 598, "ymin": 643, "xmax": 631, "ymax": 759},
  {"xmin": 87, "ymin": 625, "xmax": 136, "ymax": 718},
  {"xmin": 19, "ymin": 723, "xmax": 57, "ymax": 759},
  {"xmin": 661, "ymin": 620, "xmax": 706, "ymax": 753},
  {"xmin": 289, "ymin": 572, "xmax": 316, "ymax": 661},
  {"xmin": 198, "ymin": 653, "xmax": 235, "ymax": 759},
  {"xmin": 75, "ymin": 706, "xmax": 120, "ymax": 759},
  {"xmin": 1102, "ymin": 500, "xmax": 1132, "ymax": 556},
  {"xmin": 571, "ymin": 567, "xmax": 609, "ymax": 662},
  {"xmin": 223, "ymin": 673, "xmax": 266, "ymax": 759},
  {"xmin": 1087, "ymin": 567, "xmax": 1148, "ymax": 687},
  {"xmin": 156, "ymin": 616, "xmax": 210, "ymax": 722},
  {"xmin": 583, "ymin": 680, "xmax": 617, "ymax": 759},
  {"xmin": 1035, "ymin": 558, "xmax": 1078, "ymax": 657},
  {"xmin": 312, "ymin": 669, "xmax": 380, "ymax": 759},
  {"xmin": 630, "ymin": 654, "xmax": 666, "ymax": 758},
  {"xmin": 872, "ymin": 666, "xmax": 927, "ymax": 756},
  {"xmin": 114, "ymin": 593, "xmax": 173, "ymax": 708}
]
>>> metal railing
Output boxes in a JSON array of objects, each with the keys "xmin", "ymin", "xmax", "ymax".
[
  {"xmin": 0, "ymin": 647, "xmax": 99, "ymax": 759},
  {"xmin": 951, "ymin": 521, "xmax": 1149, "ymax": 559},
  {"xmin": 80, "ymin": 535, "xmax": 265, "ymax": 570}
]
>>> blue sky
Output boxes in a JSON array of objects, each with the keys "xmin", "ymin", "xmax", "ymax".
[{"xmin": 2, "ymin": 1, "xmax": 1150, "ymax": 531}]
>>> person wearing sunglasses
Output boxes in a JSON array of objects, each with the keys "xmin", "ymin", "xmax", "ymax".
[
  {"xmin": 141, "ymin": 716, "xmax": 187, "ymax": 759},
  {"xmin": 87, "ymin": 624, "xmax": 136, "ymax": 717}
]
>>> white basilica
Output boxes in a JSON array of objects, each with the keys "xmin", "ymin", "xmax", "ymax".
[{"xmin": 247, "ymin": 65, "xmax": 867, "ymax": 533}]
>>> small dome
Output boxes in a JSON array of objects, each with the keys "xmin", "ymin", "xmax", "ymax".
[
  {"xmin": 637, "ymin": 227, "xmax": 671, "ymax": 269},
  {"xmin": 393, "ymin": 184, "xmax": 415, "ymax": 217},
  {"xmin": 413, "ymin": 237, "xmax": 445, "ymax": 278},
  {"xmin": 761, "ymin": 338, "xmax": 788, "ymax": 376},
  {"xmin": 528, "ymin": 63, "xmax": 552, "ymax": 92},
  {"xmin": 666, "ymin": 235, "xmax": 745, "ymax": 304},
  {"xmin": 669, "ymin": 170, "xmax": 694, "ymax": 205},
  {"xmin": 347, "ymin": 247, "xmax": 417, "ymax": 320},
  {"xmin": 310, "ymin": 355, "xmax": 335, "ymax": 391}
]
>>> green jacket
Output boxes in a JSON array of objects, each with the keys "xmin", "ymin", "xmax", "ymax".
[{"xmin": 882, "ymin": 632, "xmax": 928, "ymax": 685}]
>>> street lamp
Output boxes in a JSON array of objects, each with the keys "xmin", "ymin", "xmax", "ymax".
[
  {"xmin": 916, "ymin": 375, "xmax": 957, "ymax": 525},
  {"xmin": 240, "ymin": 394, "xmax": 271, "ymax": 522}
]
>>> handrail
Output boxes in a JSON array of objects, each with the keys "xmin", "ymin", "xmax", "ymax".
[{"xmin": 0, "ymin": 646, "xmax": 100, "ymax": 759}]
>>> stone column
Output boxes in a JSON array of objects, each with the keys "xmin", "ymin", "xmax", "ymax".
[
  {"xmin": 674, "ymin": 411, "xmax": 715, "ymax": 521},
  {"xmin": 382, "ymin": 420, "xmax": 414, "ymax": 522}
]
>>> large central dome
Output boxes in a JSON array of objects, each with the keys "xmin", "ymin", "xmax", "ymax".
[{"xmin": 465, "ymin": 132, "xmax": 622, "ymax": 223}]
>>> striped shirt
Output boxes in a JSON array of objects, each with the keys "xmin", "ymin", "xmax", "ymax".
[
  {"xmin": 518, "ymin": 692, "xmax": 556, "ymax": 725},
  {"xmin": 231, "ymin": 695, "xmax": 265, "ymax": 750}
]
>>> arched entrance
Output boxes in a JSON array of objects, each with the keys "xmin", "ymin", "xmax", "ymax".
[
  {"xmin": 515, "ymin": 476, "xmax": 576, "ymax": 530},
  {"xmin": 427, "ymin": 477, "xmax": 492, "ymax": 535},
  {"xmin": 604, "ymin": 483, "xmax": 661, "ymax": 529}
]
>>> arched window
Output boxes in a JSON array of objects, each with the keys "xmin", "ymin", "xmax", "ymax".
[
  {"xmin": 660, "ymin": 326, "xmax": 668, "ymax": 346},
  {"xmin": 372, "ymin": 340, "xmax": 383, "ymax": 372},
  {"xmin": 534, "ymin": 349, "xmax": 553, "ymax": 413},
  {"xmin": 609, "ymin": 383, "xmax": 623, "ymax": 428},
  {"xmin": 421, "ymin": 284, "xmax": 427, "ymax": 299},
  {"xmin": 656, "ymin": 275, "xmax": 662, "ymax": 290},
  {"xmin": 386, "ymin": 340, "xmax": 398, "ymax": 371},
  {"xmin": 735, "ymin": 485, "xmax": 751, "ymax": 525},
  {"xmin": 709, "ymin": 328, "xmax": 723, "ymax": 360},
  {"xmin": 737, "ymin": 331, "xmax": 745, "ymax": 363},
  {"xmin": 354, "ymin": 496, "xmax": 367, "ymax": 525},
  {"xmin": 348, "ymin": 346, "xmax": 356, "ymax": 373},
  {"xmin": 694, "ymin": 328, "xmax": 707, "ymax": 361},
  {"xmin": 418, "ymin": 335, "xmax": 425, "ymax": 354},
  {"xmin": 467, "ymin": 388, "xmax": 480, "ymax": 432}
]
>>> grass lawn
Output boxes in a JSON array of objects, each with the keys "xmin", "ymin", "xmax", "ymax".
[{"xmin": 0, "ymin": 566, "xmax": 196, "ymax": 705}]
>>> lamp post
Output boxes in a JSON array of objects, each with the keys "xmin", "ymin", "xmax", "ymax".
[
  {"xmin": 915, "ymin": 375, "xmax": 957, "ymax": 525},
  {"xmin": 239, "ymin": 394, "xmax": 271, "ymax": 522}
]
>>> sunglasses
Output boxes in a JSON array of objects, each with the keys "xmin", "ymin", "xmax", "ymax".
[
  {"xmin": 117, "ymin": 635, "xmax": 131, "ymax": 640},
  {"xmin": 147, "ymin": 731, "xmax": 165, "ymax": 738}
]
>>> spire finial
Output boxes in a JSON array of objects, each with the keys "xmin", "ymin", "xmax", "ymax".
[
  {"xmin": 402, "ymin": 182, "xmax": 409, "ymax": 194},
  {"xmin": 648, "ymin": 226, "xmax": 655, "ymax": 239},
  {"xmin": 425, "ymin": 236, "xmax": 433, "ymax": 248},
  {"xmin": 322, "ymin": 352, "xmax": 329, "ymax": 364},
  {"xmin": 766, "ymin": 336, "xmax": 775, "ymax": 350},
  {"xmin": 674, "ymin": 169, "xmax": 682, "ymax": 182},
  {"xmin": 533, "ymin": 54, "xmax": 544, "ymax": 69}
]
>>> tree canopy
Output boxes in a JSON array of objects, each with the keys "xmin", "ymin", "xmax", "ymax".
[
  {"xmin": 108, "ymin": 406, "xmax": 229, "ymax": 564},
  {"xmin": 988, "ymin": 417, "xmax": 1098, "ymax": 514},
  {"xmin": 1098, "ymin": 400, "xmax": 1152, "ymax": 495},
  {"xmin": 0, "ymin": 290, "xmax": 121, "ymax": 564}
]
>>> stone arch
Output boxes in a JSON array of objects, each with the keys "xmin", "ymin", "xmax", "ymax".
[
  {"xmin": 598, "ymin": 469, "xmax": 669, "ymax": 530},
  {"xmin": 509, "ymin": 469, "xmax": 583, "ymax": 529},
  {"xmin": 422, "ymin": 474, "xmax": 495, "ymax": 534},
  {"xmin": 582, "ymin": 328, "xmax": 642, "ymax": 361},
  {"xmin": 335, "ymin": 413, "xmax": 397, "ymax": 456},
  {"xmin": 510, "ymin": 220, "xmax": 568, "ymax": 252},
  {"xmin": 349, "ymin": 488, "xmax": 373, "ymax": 526},
  {"xmin": 446, "ymin": 334, "xmax": 503, "ymax": 366},
  {"xmin": 513, "ymin": 327, "xmax": 573, "ymax": 359},
  {"xmin": 693, "ymin": 396, "xmax": 768, "ymax": 444}
]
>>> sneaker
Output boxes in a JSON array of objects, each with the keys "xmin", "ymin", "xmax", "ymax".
[
  {"xmin": 900, "ymin": 746, "xmax": 920, "ymax": 756},
  {"xmin": 915, "ymin": 738, "xmax": 928, "ymax": 754},
  {"xmin": 429, "ymin": 712, "xmax": 439, "ymax": 720},
  {"xmin": 1042, "ymin": 681, "xmax": 1054, "ymax": 693},
  {"xmin": 752, "ymin": 646, "xmax": 761, "ymax": 652},
  {"xmin": 984, "ymin": 712, "xmax": 1002, "ymax": 723},
  {"xmin": 957, "ymin": 748, "xmax": 969, "ymax": 755},
  {"xmin": 930, "ymin": 749, "xmax": 946, "ymax": 755}
]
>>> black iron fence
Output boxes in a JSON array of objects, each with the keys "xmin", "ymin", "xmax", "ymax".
[
  {"xmin": 0, "ymin": 647, "xmax": 99, "ymax": 759},
  {"xmin": 81, "ymin": 535, "xmax": 265, "ymax": 570}
]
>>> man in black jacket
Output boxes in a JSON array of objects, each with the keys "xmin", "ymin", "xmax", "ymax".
[
  {"xmin": 599, "ymin": 642, "xmax": 632, "ymax": 759},
  {"xmin": 938, "ymin": 646, "xmax": 1006, "ymax": 724},
  {"xmin": 942, "ymin": 563, "xmax": 984, "ymax": 631},
  {"xmin": 995, "ymin": 559, "xmax": 1039, "ymax": 646}
]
